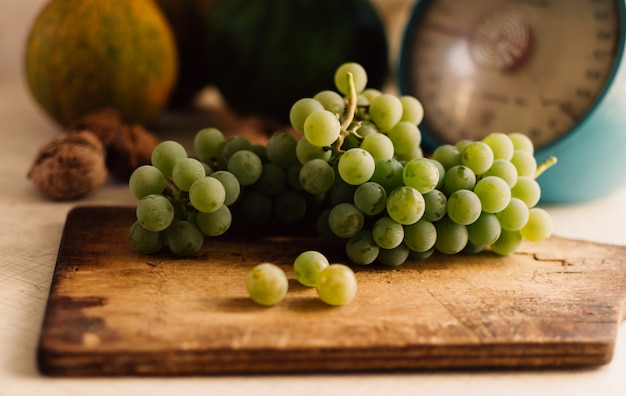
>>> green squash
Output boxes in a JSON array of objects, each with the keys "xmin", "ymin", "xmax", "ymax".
[{"xmin": 205, "ymin": 0, "xmax": 389, "ymax": 122}]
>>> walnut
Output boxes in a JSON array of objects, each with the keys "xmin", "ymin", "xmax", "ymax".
[
  {"xmin": 70, "ymin": 108, "xmax": 160, "ymax": 180},
  {"xmin": 28, "ymin": 130, "xmax": 108, "ymax": 200}
]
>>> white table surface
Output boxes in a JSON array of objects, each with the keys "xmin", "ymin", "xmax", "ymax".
[{"xmin": 2, "ymin": 1, "xmax": 626, "ymax": 395}]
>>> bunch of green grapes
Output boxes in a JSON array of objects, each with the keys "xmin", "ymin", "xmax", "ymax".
[
  {"xmin": 286, "ymin": 62, "xmax": 555, "ymax": 266},
  {"xmin": 127, "ymin": 62, "xmax": 556, "ymax": 304},
  {"xmin": 128, "ymin": 124, "xmax": 324, "ymax": 255},
  {"xmin": 128, "ymin": 133, "xmax": 240, "ymax": 256}
]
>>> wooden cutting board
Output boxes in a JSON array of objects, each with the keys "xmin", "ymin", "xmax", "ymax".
[{"xmin": 37, "ymin": 206, "xmax": 626, "ymax": 376}]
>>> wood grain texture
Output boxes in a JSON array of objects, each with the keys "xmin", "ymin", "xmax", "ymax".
[{"xmin": 37, "ymin": 206, "xmax": 626, "ymax": 376}]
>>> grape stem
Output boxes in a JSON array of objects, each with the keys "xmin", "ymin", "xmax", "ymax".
[
  {"xmin": 535, "ymin": 156, "xmax": 557, "ymax": 178},
  {"xmin": 341, "ymin": 72, "xmax": 357, "ymax": 132},
  {"xmin": 163, "ymin": 177, "xmax": 180, "ymax": 199},
  {"xmin": 332, "ymin": 72, "xmax": 359, "ymax": 155},
  {"xmin": 163, "ymin": 177, "xmax": 188, "ymax": 207}
]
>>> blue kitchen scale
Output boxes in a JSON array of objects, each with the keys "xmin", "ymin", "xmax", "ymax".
[{"xmin": 397, "ymin": 0, "xmax": 626, "ymax": 203}]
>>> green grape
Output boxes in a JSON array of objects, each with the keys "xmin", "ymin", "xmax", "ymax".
[
  {"xmin": 167, "ymin": 220, "xmax": 204, "ymax": 256},
  {"xmin": 194, "ymin": 127, "xmax": 225, "ymax": 161},
  {"xmin": 222, "ymin": 135, "xmax": 253, "ymax": 162},
  {"xmin": 251, "ymin": 144, "xmax": 268, "ymax": 163},
  {"xmin": 129, "ymin": 221, "xmax": 166, "ymax": 254},
  {"xmin": 353, "ymin": 181, "xmax": 387, "ymax": 216},
  {"xmin": 303, "ymin": 110, "xmax": 341, "ymax": 147},
  {"xmin": 356, "ymin": 94, "xmax": 371, "ymax": 110},
  {"xmin": 294, "ymin": 250, "xmax": 330, "ymax": 287},
  {"xmin": 266, "ymin": 131, "xmax": 298, "ymax": 168},
  {"xmin": 227, "ymin": 149, "xmax": 263, "ymax": 186},
  {"xmin": 338, "ymin": 148, "xmax": 375, "ymax": 185},
  {"xmin": 482, "ymin": 159, "xmax": 518, "ymax": 187},
  {"xmin": 299, "ymin": 158, "xmax": 335, "ymax": 194},
  {"xmin": 446, "ymin": 190, "xmax": 482, "ymax": 225},
  {"xmin": 340, "ymin": 133, "xmax": 361, "ymax": 151},
  {"xmin": 201, "ymin": 161, "xmax": 213, "ymax": 176},
  {"xmin": 369, "ymin": 94, "xmax": 403, "ymax": 131},
  {"xmin": 386, "ymin": 186, "xmax": 425, "ymax": 225},
  {"xmin": 464, "ymin": 241, "xmax": 486, "ymax": 254},
  {"xmin": 328, "ymin": 177, "xmax": 356, "ymax": 206},
  {"xmin": 361, "ymin": 88, "xmax": 382, "ymax": 103},
  {"xmin": 346, "ymin": 230, "xmax": 379, "ymax": 265},
  {"xmin": 372, "ymin": 216, "xmax": 405, "ymax": 249},
  {"xmin": 511, "ymin": 149, "xmax": 537, "ymax": 178},
  {"xmin": 257, "ymin": 163, "xmax": 287, "ymax": 196},
  {"xmin": 403, "ymin": 157, "xmax": 440, "ymax": 194},
  {"xmin": 240, "ymin": 191, "xmax": 272, "ymax": 226},
  {"xmin": 328, "ymin": 202, "xmax": 364, "ymax": 238},
  {"xmin": 490, "ymin": 230, "xmax": 522, "ymax": 256},
  {"xmin": 387, "ymin": 121, "xmax": 422, "ymax": 161},
  {"xmin": 172, "ymin": 157, "xmax": 206, "ymax": 192},
  {"xmin": 429, "ymin": 158, "xmax": 446, "ymax": 189},
  {"xmin": 455, "ymin": 139, "xmax": 473, "ymax": 153},
  {"xmin": 467, "ymin": 212, "xmax": 501, "ymax": 247},
  {"xmin": 129, "ymin": 165, "xmax": 166, "ymax": 199},
  {"xmin": 434, "ymin": 216, "xmax": 468, "ymax": 254},
  {"xmin": 246, "ymin": 263, "xmax": 289, "ymax": 306},
  {"xmin": 189, "ymin": 176, "xmax": 226, "ymax": 213},
  {"xmin": 313, "ymin": 90, "xmax": 345, "ymax": 115},
  {"xmin": 316, "ymin": 208, "xmax": 344, "ymax": 245},
  {"xmin": 309, "ymin": 191, "xmax": 326, "ymax": 206},
  {"xmin": 511, "ymin": 176, "xmax": 541, "ymax": 208},
  {"xmin": 136, "ymin": 194, "xmax": 175, "ymax": 232},
  {"xmin": 444, "ymin": 165, "xmax": 476, "ymax": 193},
  {"xmin": 286, "ymin": 163, "xmax": 305, "ymax": 191},
  {"xmin": 399, "ymin": 95, "xmax": 424, "ymax": 125},
  {"xmin": 461, "ymin": 141, "xmax": 494, "ymax": 175},
  {"xmin": 209, "ymin": 170, "xmax": 240, "ymax": 206},
  {"xmin": 432, "ymin": 144, "xmax": 461, "ymax": 170},
  {"xmin": 195, "ymin": 205, "xmax": 232, "ymax": 237},
  {"xmin": 408, "ymin": 247, "xmax": 435, "ymax": 260},
  {"xmin": 151, "ymin": 140, "xmax": 187, "ymax": 177},
  {"xmin": 403, "ymin": 219, "xmax": 437, "ymax": 253},
  {"xmin": 473, "ymin": 176, "xmax": 511, "ymax": 214},
  {"xmin": 296, "ymin": 136, "xmax": 332, "ymax": 164},
  {"xmin": 289, "ymin": 98, "xmax": 324, "ymax": 133},
  {"xmin": 371, "ymin": 158, "xmax": 404, "ymax": 193},
  {"xmin": 422, "ymin": 189, "xmax": 447, "ymax": 222},
  {"xmin": 315, "ymin": 264, "xmax": 358, "ymax": 306},
  {"xmin": 508, "ymin": 132, "xmax": 534, "ymax": 154},
  {"xmin": 356, "ymin": 121, "xmax": 379, "ymax": 137},
  {"xmin": 274, "ymin": 190, "xmax": 307, "ymax": 224},
  {"xmin": 520, "ymin": 208, "xmax": 553, "ymax": 242},
  {"xmin": 360, "ymin": 133, "xmax": 394, "ymax": 162},
  {"xmin": 497, "ymin": 197, "xmax": 530, "ymax": 231},
  {"xmin": 378, "ymin": 244, "xmax": 410, "ymax": 267},
  {"xmin": 483, "ymin": 132, "xmax": 514, "ymax": 161},
  {"xmin": 334, "ymin": 62, "xmax": 368, "ymax": 95}
]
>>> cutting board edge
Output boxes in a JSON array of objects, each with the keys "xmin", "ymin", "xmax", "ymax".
[{"xmin": 37, "ymin": 339, "xmax": 616, "ymax": 377}]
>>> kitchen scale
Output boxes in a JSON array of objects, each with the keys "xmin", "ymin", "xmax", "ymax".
[{"xmin": 397, "ymin": 0, "xmax": 626, "ymax": 203}]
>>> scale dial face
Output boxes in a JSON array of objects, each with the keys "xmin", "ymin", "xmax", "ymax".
[{"xmin": 401, "ymin": 0, "xmax": 621, "ymax": 150}]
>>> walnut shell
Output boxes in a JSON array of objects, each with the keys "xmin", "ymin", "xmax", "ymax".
[
  {"xmin": 70, "ymin": 108, "xmax": 160, "ymax": 180},
  {"xmin": 28, "ymin": 130, "xmax": 108, "ymax": 200}
]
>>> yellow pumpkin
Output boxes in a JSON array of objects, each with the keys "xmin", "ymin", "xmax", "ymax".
[{"xmin": 25, "ymin": 0, "xmax": 178, "ymax": 126}]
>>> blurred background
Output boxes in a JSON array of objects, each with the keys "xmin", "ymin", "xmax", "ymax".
[
  {"xmin": 0, "ymin": 0, "xmax": 417, "ymax": 115},
  {"xmin": 0, "ymin": 0, "xmax": 416, "ymax": 82}
]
